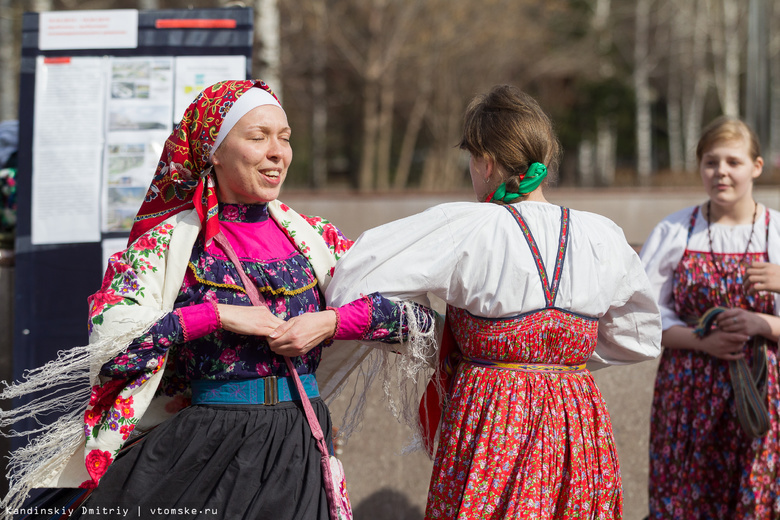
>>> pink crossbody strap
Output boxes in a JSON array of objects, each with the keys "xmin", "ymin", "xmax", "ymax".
[{"xmin": 213, "ymin": 231, "xmax": 340, "ymax": 520}]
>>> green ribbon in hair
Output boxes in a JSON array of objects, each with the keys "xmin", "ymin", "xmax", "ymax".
[{"xmin": 489, "ymin": 162, "xmax": 548, "ymax": 203}]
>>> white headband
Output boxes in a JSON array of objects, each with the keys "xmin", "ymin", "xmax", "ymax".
[{"xmin": 209, "ymin": 87, "xmax": 284, "ymax": 161}]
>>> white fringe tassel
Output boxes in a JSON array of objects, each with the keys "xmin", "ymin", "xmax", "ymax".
[
  {"xmin": 0, "ymin": 318, "xmax": 160, "ymax": 517},
  {"xmin": 334, "ymin": 302, "xmax": 441, "ymax": 454}
]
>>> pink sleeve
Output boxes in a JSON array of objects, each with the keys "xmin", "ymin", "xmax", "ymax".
[
  {"xmin": 174, "ymin": 300, "xmax": 221, "ymax": 342},
  {"xmin": 331, "ymin": 296, "xmax": 371, "ymax": 340}
]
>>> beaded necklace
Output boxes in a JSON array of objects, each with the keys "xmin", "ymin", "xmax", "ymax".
[{"xmin": 706, "ymin": 199, "xmax": 758, "ymax": 306}]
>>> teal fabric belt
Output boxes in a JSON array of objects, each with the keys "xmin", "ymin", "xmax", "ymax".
[{"xmin": 191, "ymin": 374, "xmax": 319, "ymax": 405}]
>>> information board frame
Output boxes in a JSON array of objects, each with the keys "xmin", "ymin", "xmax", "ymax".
[{"xmin": 12, "ymin": 7, "xmax": 254, "ymax": 445}]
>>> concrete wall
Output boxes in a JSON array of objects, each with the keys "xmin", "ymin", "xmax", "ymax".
[{"xmin": 280, "ymin": 186, "xmax": 780, "ymax": 520}]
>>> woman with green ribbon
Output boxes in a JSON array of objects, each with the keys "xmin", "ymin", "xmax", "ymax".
[
  {"xmin": 459, "ymin": 86, "xmax": 557, "ymax": 206},
  {"xmin": 325, "ymin": 84, "xmax": 662, "ymax": 518}
]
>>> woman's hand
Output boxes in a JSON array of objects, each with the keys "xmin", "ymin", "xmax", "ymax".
[
  {"xmin": 716, "ymin": 308, "xmax": 772, "ymax": 338},
  {"xmin": 217, "ymin": 304, "xmax": 285, "ymax": 337},
  {"xmin": 267, "ymin": 310, "xmax": 338, "ymax": 357},
  {"xmin": 662, "ymin": 324, "xmax": 748, "ymax": 360},
  {"xmin": 693, "ymin": 330, "xmax": 749, "ymax": 360},
  {"xmin": 745, "ymin": 262, "xmax": 780, "ymax": 294}
]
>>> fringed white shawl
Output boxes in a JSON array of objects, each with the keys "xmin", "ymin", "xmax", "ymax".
[{"xmin": 0, "ymin": 200, "xmax": 434, "ymax": 516}]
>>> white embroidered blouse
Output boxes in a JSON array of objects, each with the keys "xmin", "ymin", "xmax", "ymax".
[{"xmin": 326, "ymin": 200, "xmax": 662, "ymax": 368}]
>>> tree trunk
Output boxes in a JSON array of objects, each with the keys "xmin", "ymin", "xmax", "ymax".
[
  {"xmin": 358, "ymin": 79, "xmax": 380, "ymax": 192},
  {"xmin": 721, "ymin": 0, "xmax": 741, "ymax": 117},
  {"xmin": 684, "ymin": 78, "xmax": 709, "ymax": 172},
  {"xmin": 769, "ymin": 0, "xmax": 780, "ymax": 169},
  {"xmin": 596, "ymin": 119, "xmax": 617, "ymax": 185},
  {"xmin": 310, "ymin": 0, "xmax": 328, "ymax": 189},
  {"xmin": 667, "ymin": 84, "xmax": 685, "ymax": 173},
  {"xmin": 634, "ymin": 0, "xmax": 653, "ymax": 180},
  {"xmin": 138, "ymin": 0, "xmax": 159, "ymax": 10},
  {"xmin": 682, "ymin": 0, "xmax": 710, "ymax": 172},
  {"xmin": 746, "ymin": 0, "xmax": 770, "ymax": 156},
  {"xmin": 578, "ymin": 140, "xmax": 596, "ymax": 187},
  {"xmin": 356, "ymin": 3, "xmax": 386, "ymax": 192},
  {"xmin": 666, "ymin": 6, "xmax": 685, "ymax": 173},
  {"xmin": 375, "ymin": 68, "xmax": 396, "ymax": 191},
  {"xmin": 255, "ymin": 0, "xmax": 281, "ymax": 94},
  {"xmin": 393, "ymin": 74, "xmax": 431, "ymax": 190},
  {"xmin": 0, "ymin": 0, "xmax": 16, "ymax": 121},
  {"xmin": 709, "ymin": 0, "xmax": 741, "ymax": 116},
  {"xmin": 441, "ymin": 96, "xmax": 463, "ymax": 189}
]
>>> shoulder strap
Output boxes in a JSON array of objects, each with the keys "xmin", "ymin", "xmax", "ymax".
[
  {"xmin": 686, "ymin": 206, "xmax": 699, "ymax": 245},
  {"xmin": 212, "ymin": 230, "xmax": 341, "ymax": 520},
  {"xmin": 503, "ymin": 205, "xmax": 569, "ymax": 307},
  {"xmin": 765, "ymin": 206, "xmax": 771, "ymax": 251}
]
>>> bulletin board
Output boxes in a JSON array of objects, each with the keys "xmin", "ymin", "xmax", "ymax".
[{"xmin": 12, "ymin": 7, "xmax": 253, "ymax": 442}]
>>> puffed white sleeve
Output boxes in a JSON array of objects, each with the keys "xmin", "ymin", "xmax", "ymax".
[
  {"xmin": 766, "ymin": 208, "xmax": 780, "ymax": 316},
  {"xmin": 588, "ymin": 222, "xmax": 663, "ymax": 369},
  {"xmin": 325, "ymin": 205, "xmax": 461, "ymax": 307},
  {"xmin": 638, "ymin": 211, "xmax": 689, "ymax": 330}
]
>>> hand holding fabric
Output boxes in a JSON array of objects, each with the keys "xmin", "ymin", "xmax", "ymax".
[
  {"xmin": 716, "ymin": 308, "xmax": 772, "ymax": 338},
  {"xmin": 694, "ymin": 328, "xmax": 750, "ymax": 360}
]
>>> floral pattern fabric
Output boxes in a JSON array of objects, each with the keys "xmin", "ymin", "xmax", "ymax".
[
  {"xmin": 648, "ymin": 207, "xmax": 779, "ymax": 519},
  {"xmin": 82, "ymin": 203, "xmax": 432, "ymax": 488},
  {"xmin": 101, "ymin": 203, "xmax": 418, "ymax": 382},
  {"xmin": 0, "ymin": 166, "xmax": 15, "ymax": 235},
  {"xmin": 426, "ymin": 206, "xmax": 622, "ymax": 519},
  {"xmin": 425, "ymin": 306, "xmax": 619, "ymax": 519}
]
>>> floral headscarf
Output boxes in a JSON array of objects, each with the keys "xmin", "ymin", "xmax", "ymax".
[{"xmin": 128, "ymin": 80, "xmax": 280, "ymax": 246}]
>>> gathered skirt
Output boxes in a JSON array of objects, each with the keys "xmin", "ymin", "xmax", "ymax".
[
  {"xmin": 425, "ymin": 364, "xmax": 621, "ymax": 519},
  {"xmin": 73, "ymin": 399, "xmax": 332, "ymax": 520}
]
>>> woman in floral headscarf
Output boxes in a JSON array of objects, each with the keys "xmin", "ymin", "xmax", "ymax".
[{"xmin": 0, "ymin": 80, "xmax": 434, "ymax": 520}]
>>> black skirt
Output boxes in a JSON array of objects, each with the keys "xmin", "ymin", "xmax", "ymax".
[{"xmin": 73, "ymin": 399, "xmax": 332, "ymax": 520}]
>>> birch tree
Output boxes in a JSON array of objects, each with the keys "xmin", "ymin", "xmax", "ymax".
[
  {"xmin": 309, "ymin": 0, "xmax": 328, "ymax": 189},
  {"xmin": 633, "ymin": 0, "xmax": 653, "ymax": 181},
  {"xmin": 769, "ymin": 0, "xmax": 780, "ymax": 166},
  {"xmin": 0, "ymin": 0, "xmax": 17, "ymax": 122},
  {"xmin": 708, "ymin": 0, "xmax": 744, "ymax": 117},
  {"xmin": 593, "ymin": 0, "xmax": 618, "ymax": 186},
  {"xmin": 329, "ymin": 0, "xmax": 422, "ymax": 192},
  {"xmin": 392, "ymin": 62, "xmax": 432, "ymax": 190},
  {"xmin": 746, "ymin": 0, "xmax": 770, "ymax": 156},
  {"xmin": 256, "ymin": 0, "xmax": 281, "ymax": 95},
  {"xmin": 665, "ymin": 0, "xmax": 686, "ymax": 173},
  {"xmin": 138, "ymin": 0, "xmax": 159, "ymax": 10},
  {"xmin": 679, "ymin": 0, "xmax": 710, "ymax": 172}
]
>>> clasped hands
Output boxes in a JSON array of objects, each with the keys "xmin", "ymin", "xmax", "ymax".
[
  {"xmin": 217, "ymin": 304, "xmax": 337, "ymax": 357},
  {"xmin": 696, "ymin": 308, "xmax": 765, "ymax": 360}
]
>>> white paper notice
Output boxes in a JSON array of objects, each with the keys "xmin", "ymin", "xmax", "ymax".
[
  {"xmin": 173, "ymin": 56, "xmax": 247, "ymax": 122},
  {"xmin": 103, "ymin": 57, "xmax": 174, "ymax": 232},
  {"xmin": 32, "ymin": 56, "xmax": 107, "ymax": 245},
  {"xmin": 39, "ymin": 10, "xmax": 138, "ymax": 50}
]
